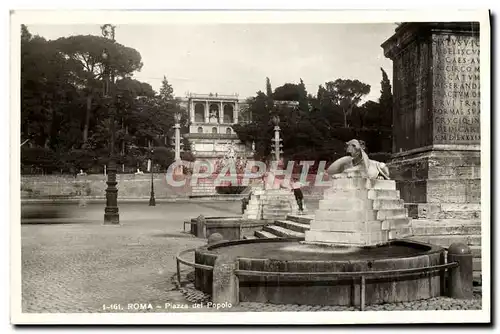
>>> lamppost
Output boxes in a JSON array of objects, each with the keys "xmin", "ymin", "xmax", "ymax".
[
  {"xmin": 102, "ymin": 24, "xmax": 119, "ymax": 225},
  {"xmin": 149, "ymin": 147, "xmax": 156, "ymax": 206}
]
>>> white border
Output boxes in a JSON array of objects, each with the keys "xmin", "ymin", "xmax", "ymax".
[{"xmin": 9, "ymin": 9, "xmax": 491, "ymax": 325}]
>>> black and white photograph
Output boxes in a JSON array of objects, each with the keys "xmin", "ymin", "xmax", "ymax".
[{"xmin": 9, "ymin": 9, "xmax": 491, "ymax": 325}]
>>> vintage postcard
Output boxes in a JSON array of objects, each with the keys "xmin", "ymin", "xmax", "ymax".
[{"xmin": 10, "ymin": 9, "xmax": 491, "ymax": 325}]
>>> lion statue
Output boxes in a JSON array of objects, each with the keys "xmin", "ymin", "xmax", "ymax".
[{"xmin": 326, "ymin": 139, "xmax": 390, "ymax": 180}]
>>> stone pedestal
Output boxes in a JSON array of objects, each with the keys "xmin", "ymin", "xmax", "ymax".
[
  {"xmin": 243, "ymin": 188, "xmax": 299, "ymax": 220},
  {"xmin": 382, "ymin": 23, "xmax": 481, "ymax": 280},
  {"xmin": 304, "ymin": 175, "xmax": 412, "ymax": 247}
]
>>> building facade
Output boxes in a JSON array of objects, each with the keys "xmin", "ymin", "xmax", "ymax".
[{"xmin": 179, "ymin": 93, "xmax": 253, "ymax": 167}]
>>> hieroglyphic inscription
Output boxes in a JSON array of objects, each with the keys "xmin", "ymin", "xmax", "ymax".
[{"xmin": 432, "ymin": 34, "xmax": 480, "ymax": 144}]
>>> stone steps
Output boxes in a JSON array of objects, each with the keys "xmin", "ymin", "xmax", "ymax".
[
  {"xmin": 243, "ymin": 235, "xmax": 258, "ymax": 240},
  {"xmin": 381, "ymin": 218, "xmax": 412, "ymax": 231},
  {"xmin": 255, "ymin": 230, "xmax": 279, "ymax": 239},
  {"xmin": 311, "ymin": 220, "xmax": 381, "ymax": 233},
  {"xmin": 408, "ymin": 219, "xmax": 482, "ymax": 283},
  {"xmin": 388, "ymin": 228, "xmax": 412, "ymax": 239},
  {"xmin": 330, "ymin": 178, "xmax": 396, "ymax": 190},
  {"xmin": 434, "ymin": 211, "xmax": 481, "ymax": 220},
  {"xmin": 315, "ymin": 209, "xmax": 378, "ymax": 221},
  {"xmin": 411, "ymin": 224, "xmax": 481, "ymax": 235},
  {"xmin": 470, "ymin": 245, "xmax": 482, "ymax": 258},
  {"xmin": 317, "ymin": 198, "xmax": 404, "ymax": 211},
  {"xmin": 376, "ymin": 209, "xmax": 408, "ymax": 220},
  {"xmin": 412, "ymin": 210, "xmax": 481, "ymax": 220},
  {"xmin": 262, "ymin": 207, "xmax": 294, "ymax": 213},
  {"xmin": 263, "ymin": 224, "xmax": 305, "ymax": 238},
  {"xmin": 263, "ymin": 225, "xmax": 305, "ymax": 238},
  {"xmin": 261, "ymin": 201, "xmax": 293, "ymax": 206},
  {"xmin": 411, "ymin": 219, "xmax": 481, "ymax": 226},
  {"xmin": 408, "ymin": 234, "xmax": 481, "ymax": 247},
  {"xmin": 323, "ymin": 189, "xmax": 400, "ymax": 201},
  {"xmin": 286, "ymin": 214, "xmax": 314, "ymax": 225},
  {"xmin": 368, "ymin": 189, "xmax": 401, "ymax": 200},
  {"xmin": 473, "ymin": 258, "xmax": 482, "ymax": 272},
  {"xmin": 373, "ymin": 199, "xmax": 404, "ymax": 210},
  {"xmin": 275, "ymin": 220, "xmax": 311, "ymax": 233}
]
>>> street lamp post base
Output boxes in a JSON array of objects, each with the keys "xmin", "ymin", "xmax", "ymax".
[
  {"xmin": 149, "ymin": 196, "xmax": 156, "ymax": 206},
  {"xmin": 103, "ymin": 213, "xmax": 120, "ymax": 224}
]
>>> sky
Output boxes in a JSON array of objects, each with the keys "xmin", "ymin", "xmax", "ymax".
[{"xmin": 28, "ymin": 23, "xmax": 396, "ymax": 102}]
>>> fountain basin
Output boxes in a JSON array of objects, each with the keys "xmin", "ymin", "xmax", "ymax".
[
  {"xmin": 186, "ymin": 216, "xmax": 270, "ymax": 240},
  {"xmin": 195, "ymin": 238, "xmax": 446, "ymax": 306}
]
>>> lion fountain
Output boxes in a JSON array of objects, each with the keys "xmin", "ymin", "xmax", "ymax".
[
  {"xmin": 304, "ymin": 138, "xmax": 411, "ymax": 246},
  {"xmin": 326, "ymin": 139, "xmax": 390, "ymax": 180}
]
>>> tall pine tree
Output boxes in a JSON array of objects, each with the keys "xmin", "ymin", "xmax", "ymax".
[
  {"xmin": 265, "ymin": 77, "xmax": 274, "ymax": 112},
  {"xmin": 379, "ymin": 68, "xmax": 393, "ymax": 128},
  {"xmin": 159, "ymin": 75, "xmax": 174, "ymax": 101},
  {"xmin": 298, "ymin": 78, "xmax": 309, "ymax": 112}
]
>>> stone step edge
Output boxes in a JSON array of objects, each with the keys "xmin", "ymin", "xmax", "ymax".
[
  {"xmin": 274, "ymin": 220, "xmax": 311, "ymax": 232},
  {"xmin": 263, "ymin": 225, "xmax": 305, "ymax": 238},
  {"xmin": 255, "ymin": 230, "xmax": 279, "ymax": 238},
  {"xmin": 411, "ymin": 219, "xmax": 481, "ymax": 225}
]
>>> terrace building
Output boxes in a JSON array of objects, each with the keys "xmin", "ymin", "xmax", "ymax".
[{"xmin": 178, "ymin": 93, "xmax": 253, "ymax": 167}]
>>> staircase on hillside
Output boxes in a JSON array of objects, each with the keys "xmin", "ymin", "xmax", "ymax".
[{"xmin": 246, "ymin": 213, "xmax": 482, "ymax": 283}]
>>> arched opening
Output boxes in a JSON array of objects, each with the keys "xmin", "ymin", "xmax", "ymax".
[
  {"xmin": 212, "ymin": 127, "xmax": 218, "ymax": 134},
  {"xmin": 197, "ymin": 127, "xmax": 203, "ymax": 133},
  {"xmin": 209, "ymin": 104, "xmax": 219, "ymax": 123},
  {"xmin": 226, "ymin": 127, "xmax": 232, "ymax": 134},
  {"xmin": 223, "ymin": 104, "xmax": 234, "ymax": 123},
  {"xmin": 194, "ymin": 103, "xmax": 205, "ymax": 123}
]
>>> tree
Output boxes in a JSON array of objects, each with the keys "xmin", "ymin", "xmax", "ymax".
[
  {"xmin": 20, "ymin": 26, "xmax": 191, "ymax": 174},
  {"xmin": 324, "ymin": 79, "xmax": 371, "ymax": 128},
  {"xmin": 233, "ymin": 77, "xmax": 391, "ymax": 167},
  {"xmin": 298, "ymin": 78, "xmax": 309, "ymax": 112},
  {"xmin": 351, "ymin": 100, "xmax": 380, "ymax": 128},
  {"xmin": 272, "ymin": 80, "xmax": 309, "ymax": 112},
  {"xmin": 232, "ymin": 91, "xmax": 273, "ymax": 160},
  {"xmin": 21, "ymin": 26, "xmax": 78, "ymax": 149},
  {"xmin": 315, "ymin": 84, "xmax": 343, "ymax": 127},
  {"xmin": 265, "ymin": 77, "xmax": 274, "ymax": 112},
  {"xmin": 116, "ymin": 78, "xmax": 155, "ymax": 98},
  {"xmin": 379, "ymin": 68, "xmax": 393, "ymax": 128},
  {"xmin": 274, "ymin": 83, "xmax": 299, "ymax": 101},
  {"xmin": 21, "ymin": 24, "xmax": 32, "ymax": 41},
  {"xmin": 53, "ymin": 34, "xmax": 143, "ymax": 145},
  {"xmin": 265, "ymin": 77, "xmax": 273, "ymax": 98},
  {"xmin": 159, "ymin": 76, "xmax": 174, "ymax": 101}
]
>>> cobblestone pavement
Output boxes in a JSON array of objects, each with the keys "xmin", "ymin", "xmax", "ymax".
[
  {"xmin": 22, "ymin": 200, "xmax": 482, "ymax": 314},
  {"xmin": 21, "ymin": 201, "xmax": 240, "ymax": 313}
]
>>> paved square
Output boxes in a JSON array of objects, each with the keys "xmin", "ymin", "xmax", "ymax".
[
  {"xmin": 20, "ymin": 199, "xmax": 481, "ymax": 313},
  {"xmin": 21, "ymin": 201, "xmax": 241, "ymax": 313}
]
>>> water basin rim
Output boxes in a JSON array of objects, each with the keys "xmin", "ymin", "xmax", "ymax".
[{"xmin": 199, "ymin": 238, "xmax": 445, "ymax": 263}]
